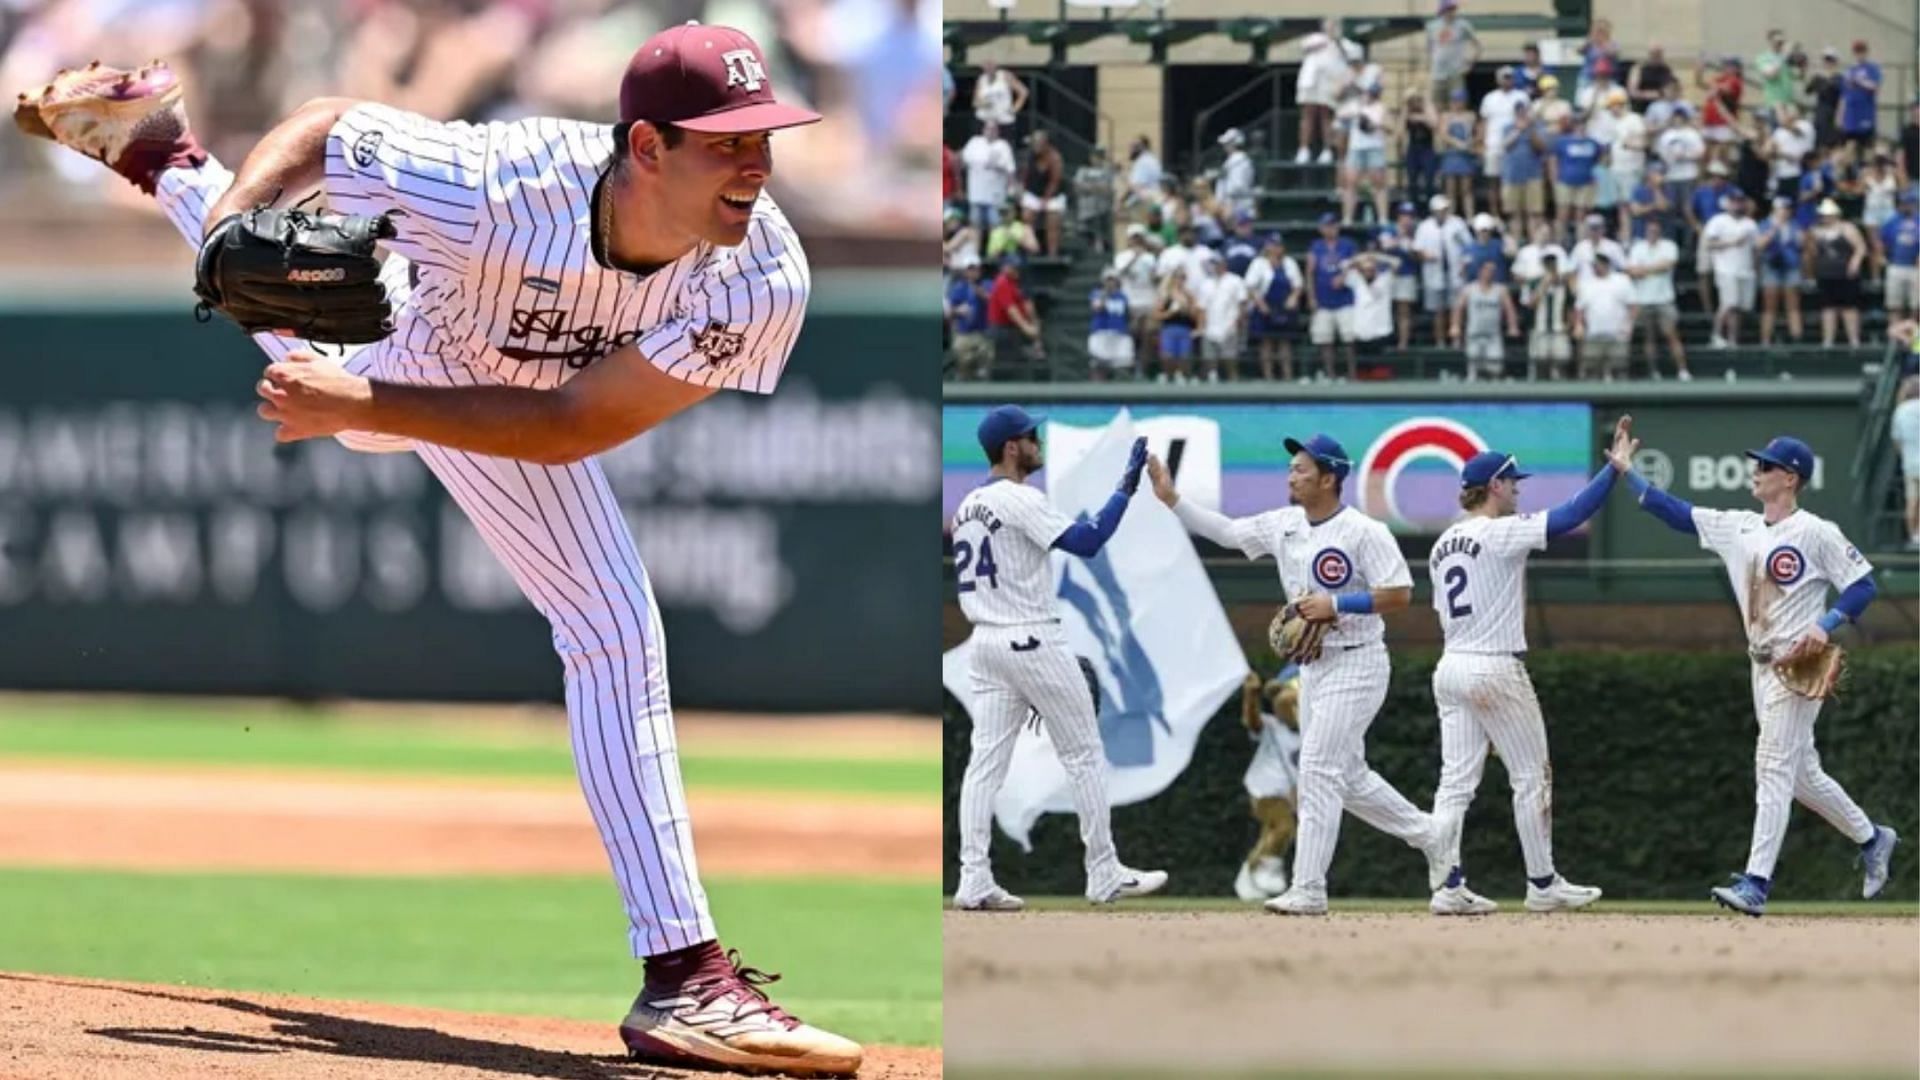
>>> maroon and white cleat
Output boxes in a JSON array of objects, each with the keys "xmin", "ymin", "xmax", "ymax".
[
  {"xmin": 13, "ymin": 60, "xmax": 204, "ymax": 193},
  {"xmin": 619, "ymin": 949, "xmax": 862, "ymax": 1077}
]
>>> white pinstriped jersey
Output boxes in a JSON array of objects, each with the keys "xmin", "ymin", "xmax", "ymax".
[
  {"xmin": 1428, "ymin": 512, "xmax": 1548, "ymax": 653},
  {"xmin": 952, "ymin": 479, "xmax": 1073, "ymax": 626},
  {"xmin": 1692, "ymin": 507, "xmax": 1873, "ymax": 655},
  {"xmin": 1226, "ymin": 505, "xmax": 1411, "ymax": 648},
  {"xmin": 322, "ymin": 103, "xmax": 807, "ymax": 394}
]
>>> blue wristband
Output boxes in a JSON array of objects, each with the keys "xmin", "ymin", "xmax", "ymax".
[
  {"xmin": 1817, "ymin": 609, "xmax": 1845, "ymax": 634},
  {"xmin": 1336, "ymin": 591, "xmax": 1375, "ymax": 615}
]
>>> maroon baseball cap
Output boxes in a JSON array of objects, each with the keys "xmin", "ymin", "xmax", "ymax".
[{"xmin": 620, "ymin": 22, "xmax": 821, "ymax": 134}]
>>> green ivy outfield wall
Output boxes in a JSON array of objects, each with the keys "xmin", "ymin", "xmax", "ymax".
[
  {"xmin": 942, "ymin": 647, "xmax": 1920, "ymax": 900},
  {"xmin": 0, "ymin": 278, "xmax": 941, "ymax": 711}
]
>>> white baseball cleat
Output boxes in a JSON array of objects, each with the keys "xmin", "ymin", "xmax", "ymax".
[
  {"xmin": 1248, "ymin": 855, "xmax": 1288, "ymax": 897},
  {"xmin": 953, "ymin": 885, "xmax": 1025, "ymax": 912},
  {"xmin": 1263, "ymin": 884, "xmax": 1329, "ymax": 916},
  {"xmin": 1093, "ymin": 867, "xmax": 1168, "ymax": 903},
  {"xmin": 619, "ymin": 951, "xmax": 861, "ymax": 1078},
  {"xmin": 1430, "ymin": 884, "xmax": 1500, "ymax": 916},
  {"xmin": 1525, "ymin": 875, "xmax": 1602, "ymax": 912}
]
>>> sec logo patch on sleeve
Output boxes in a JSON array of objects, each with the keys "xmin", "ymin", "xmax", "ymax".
[{"xmin": 351, "ymin": 129, "xmax": 384, "ymax": 170}]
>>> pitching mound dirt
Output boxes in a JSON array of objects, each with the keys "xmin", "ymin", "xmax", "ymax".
[
  {"xmin": 944, "ymin": 909, "xmax": 1920, "ymax": 1074},
  {"xmin": 0, "ymin": 973, "xmax": 940, "ymax": 1080}
]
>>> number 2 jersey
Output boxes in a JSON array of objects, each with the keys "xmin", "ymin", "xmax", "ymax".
[
  {"xmin": 951, "ymin": 478, "xmax": 1073, "ymax": 626},
  {"xmin": 1428, "ymin": 512, "xmax": 1548, "ymax": 654},
  {"xmin": 1692, "ymin": 506, "xmax": 1872, "ymax": 656}
]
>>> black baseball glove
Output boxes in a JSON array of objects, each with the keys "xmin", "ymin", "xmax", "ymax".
[{"xmin": 193, "ymin": 206, "xmax": 398, "ymax": 345}]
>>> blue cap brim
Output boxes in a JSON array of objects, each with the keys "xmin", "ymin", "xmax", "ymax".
[{"xmin": 1742, "ymin": 448, "xmax": 1785, "ymax": 469}]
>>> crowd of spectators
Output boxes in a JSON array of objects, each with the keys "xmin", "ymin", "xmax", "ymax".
[
  {"xmin": 943, "ymin": 4, "xmax": 1920, "ymax": 382},
  {"xmin": 0, "ymin": 0, "xmax": 940, "ymax": 238}
]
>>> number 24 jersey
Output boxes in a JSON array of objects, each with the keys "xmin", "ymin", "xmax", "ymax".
[{"xmin": 951, "ymin": 478, "xmax": 1074, "ymax": 626}]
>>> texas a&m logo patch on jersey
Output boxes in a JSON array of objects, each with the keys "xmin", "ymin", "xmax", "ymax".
[
  {"xmin": 1765, "ymin": 544, "xmax": 1806, "ymax": 586},
  {"xmin": 1311, "ymin": 547, "xmax": 1354, "ymax": 589},
  {"xmin": 691, "ymin": 321, "xmax": 746, "ymax": 366}
]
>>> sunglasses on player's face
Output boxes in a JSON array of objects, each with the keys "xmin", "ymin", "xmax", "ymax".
[{"xmin": 1755, "ymin": 461, "xmax": 1782, "ymax": 474}]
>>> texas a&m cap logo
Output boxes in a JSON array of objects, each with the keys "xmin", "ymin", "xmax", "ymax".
[{"xmin": 619, "ymin": 23, "xmax": 820, "ymax": 133}]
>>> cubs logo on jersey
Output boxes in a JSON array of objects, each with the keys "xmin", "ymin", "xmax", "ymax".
[
  {"xmin": 1765, "ymin": 544, "xmax": 1806, "ymax": 585},
  {"xmin": 1311, "ymin": 547, "xmax": 1353, "ymax": 589}
]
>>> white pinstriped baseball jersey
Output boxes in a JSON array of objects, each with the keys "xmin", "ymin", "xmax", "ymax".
[
  {"xmin": 324, "ymin": 103, "xmax": 807, "ymax": 394},
  {"xmin": 148, "ymin": 96, "xmax": 816, "ymax": 962},
  {"xmin": 1428, "ymin": 512, "xmax": 1548, "ymax": 653},
  {"xmin": 1225, "ymin": 505, "xmax": 1411, "ymax": 648},
  {"xmin": 952, "ymin": 479, "xmax": 1072, "ymax": 626},
  {"xmin": 1692, "ymin": 507, "xmax": 1873, "ymax": 655}
]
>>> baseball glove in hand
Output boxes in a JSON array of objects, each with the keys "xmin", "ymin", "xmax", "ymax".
[
  {"xmin": 1269, "ymin": 602, "xmax": 1332, "ymax": 665},
  {"xmin": 1774, "ymin": 643, "xmax": 1845, "ymax": 700},
  {"xmin": 194, "ymin": 206, "xmax": 398, "ymax": 345}
]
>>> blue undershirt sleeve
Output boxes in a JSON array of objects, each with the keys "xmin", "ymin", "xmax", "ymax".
[
  {"xmin": 1545, "ymin": 466, "xmax": 1619, "ymax": 539},
  {"xmin": 1052, "ymin": 490, "xmax": 1132, "ymax": 557},
  {"xmin": 1624, "ymin": 469, "xmax": 1698, "ymax": 534}
]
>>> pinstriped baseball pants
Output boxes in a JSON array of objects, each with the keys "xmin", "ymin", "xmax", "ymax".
[
  {"xmin": 155, "ymin": 159, "xmax": 716, "ymax": 958},
  {"xmin": 1431, "ymin": 652, "xmax": 1556, "ymax": 882},
  {"xmin": 1746, "ymin": 663, "xmax": 1874, "ymax": 880},
  {"xmin": 959, "ymin": 622, "xmax": 1124, "ymax": 901},
  {"xmin": 1290, "ymin": 642, "xmax": 1436, "ymax": 894}
]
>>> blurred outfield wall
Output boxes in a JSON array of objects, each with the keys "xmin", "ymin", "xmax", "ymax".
[{"xmin": 0, "ymin": 274, "xmax": 942, "ymax": 712}]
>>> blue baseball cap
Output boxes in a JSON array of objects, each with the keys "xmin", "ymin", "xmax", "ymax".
[
  {"xmin": 1318, "ymin": 211, "xmax": 1340, "ymax": 227},
  {"xmin": 977, "ymin": 405, "xmax": 1043, "ymax": 457},
  {"xmin": 1460, "ymin": 450, "xmax": 1534, "ymax": 488},
  {"xmin": 1745, "ymin": 435, "xmax": 1814, "ymax": 481},
  {"xmin": 1283, "ymin": 434, "xmax": 1352, "ymax": 480}
]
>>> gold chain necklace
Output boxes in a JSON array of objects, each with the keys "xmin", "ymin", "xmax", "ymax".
[{"xmin": 597, "ymin": 172, "xmax": 614, "ymax": 266}]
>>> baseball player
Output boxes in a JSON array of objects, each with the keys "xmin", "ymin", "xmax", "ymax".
[
  {"xmin": 1234, "ymin": 666, "xmax": 1302, "ymax": 902},
  {"xmin": 1619, "ymin": 426, "xmax": 1898, "ymax": 916},
  {"xmin": 15, "ymin": 31, "xmax": 859, "ymax": 1074},
  {"xmin": 1425, "ymin": 419, "xmax": 1636, "ymax": 916},
  {"xmin": 1148, "ymin": 435, "xmax": 1451, "ymax": 916},
  {"xmin": 951, "ymin": 406, "xmax": 1169, "ymax": 911}
]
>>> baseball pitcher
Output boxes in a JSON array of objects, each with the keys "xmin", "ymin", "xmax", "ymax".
[{"xmin": 15, "ymin": 28, "xmax": 856, "ymax": 1074}]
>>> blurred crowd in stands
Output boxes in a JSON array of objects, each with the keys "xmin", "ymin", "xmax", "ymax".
[
  {"xmin": 0, "ymin": 0, "xmax": 940, "ymax": 238},
  {"xmin": 943, "ymin": 3, "xmax": 1920, "ymax": 382}
]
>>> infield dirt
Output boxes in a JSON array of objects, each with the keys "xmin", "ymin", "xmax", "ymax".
[
  {"xmin": 944, "ymin": 909, "xmax": 1920, "ymax": 1076},
  {"xmin": 0, "ymin": 973, "xmax": 942, "ymax": 1080}
]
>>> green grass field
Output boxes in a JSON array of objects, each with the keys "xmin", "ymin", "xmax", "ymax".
[
  {"xmin": 0, "ymin": 700, "xmax": 937, "ymax": 798},
  {"xmin": 949, "ymin": 896, "xmax": 1920, "ymax": 917},
  {"xmin": 0, "ymin": 868, "xmax": 939, "ymax": 1044},
  {"xmin": 0, "ymin": 698, "xmax": 940, "ymax": 1046}
]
